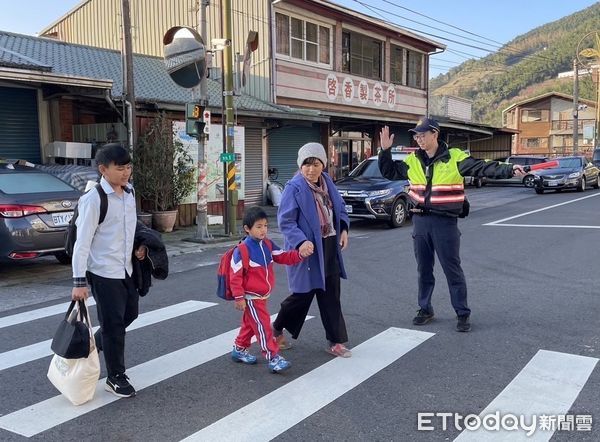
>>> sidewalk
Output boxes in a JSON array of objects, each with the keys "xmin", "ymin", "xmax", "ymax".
[{"xmin": 161, "ymin": 205, "xmax": 280, "ymax": 256}]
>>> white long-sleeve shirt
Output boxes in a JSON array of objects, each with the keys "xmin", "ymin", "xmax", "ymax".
[{"xmin": 72, "ymin": 177, "xmax": 137, "ymax": 284}]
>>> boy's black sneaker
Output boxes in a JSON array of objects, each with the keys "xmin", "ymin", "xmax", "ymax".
[
  {"xmin": 105, "ymin": 373, "xmax": 136, "ymax": 398},
  {"xmin": 456, "ymin": 315, "xmax": 471, "ymax": 332},
  {"xmin": 412, "ymin": 309, "xmax": 434, "ymax": 325}
]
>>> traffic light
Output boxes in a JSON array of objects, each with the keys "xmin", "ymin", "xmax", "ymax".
[{"xmin": 185, "ymin": 103, "xmax": 205, "ymax": 137}]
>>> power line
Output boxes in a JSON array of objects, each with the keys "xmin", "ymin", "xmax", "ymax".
[{"xmin": 352, "ymin": 0, "xmax": 556, "ymax": 65}]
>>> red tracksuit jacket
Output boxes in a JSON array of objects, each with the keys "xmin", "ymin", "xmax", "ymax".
[{"xmin": 229, "ymin": 236, "xmax": 302, "ymax": 300}]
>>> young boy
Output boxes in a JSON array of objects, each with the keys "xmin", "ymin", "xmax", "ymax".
[
  {"xmin": 71, "ymin": 143, "xmax": 146, "ymax": 398},
  {"xmin": 230, "ymin": 207, "xmax": 310, "ymax": 373}
]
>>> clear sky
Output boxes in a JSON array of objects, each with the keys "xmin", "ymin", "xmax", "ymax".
[{"xmin": 1, "ymin": 0, "xmax": 598, "ymax": 78}]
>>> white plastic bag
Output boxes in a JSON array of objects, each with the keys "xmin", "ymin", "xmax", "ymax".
[
  {"xmin": 47, "ymin": 300, "xmax": 100, "ymax": 405},
  {"xmin": 267, "ymin": 181, "xmax": 283, "ymax": 206}
]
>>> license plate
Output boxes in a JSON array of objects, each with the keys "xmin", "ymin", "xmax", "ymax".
[
  {"xmin": 547, "ymin": 180, "xmax": 559, "ymax": 187},
  {"xmin": 345, "ymin": 204, "xmax": 353, "ymax": 214},
  {"xmin": 52, "ymin": 212, "xmax": 74, "ymax": 226}
]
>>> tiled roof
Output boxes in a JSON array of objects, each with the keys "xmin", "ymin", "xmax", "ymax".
[{"xmin": 0, "ymin": 30, "xmax": 303, "ymax": 115}]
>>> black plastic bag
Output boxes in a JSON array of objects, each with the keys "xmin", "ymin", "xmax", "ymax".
[{"xmin": 50, "ymin": 300, "xmax": 91, "ymax": 359}]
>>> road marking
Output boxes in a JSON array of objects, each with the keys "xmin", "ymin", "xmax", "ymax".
[
  {"xmin": 454, "ymin": 350, "xmax": 598, "ymax": 441},
  {"xmin": 0, "ymin": 300, "xmax": 216, "ymax": 372},
  {"xmin": 486, "ymin": 223, "xmax": 600, "ymax": 229},
  {"xmin": 0, "ymin": 299, "xmax": 97, "ymax": 330},
  {"xmin": 0, "ymin": 314, "xmax": 313, "ymax": 437},
  {"xmin": 182, "ymin": 327, "xmax": 435, "ymax": 442},
  {"xmin": 484, "ymin": 192, "xmax": 600, "ymax": 226}
]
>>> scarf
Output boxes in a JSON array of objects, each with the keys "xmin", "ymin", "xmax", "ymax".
[{"xmin": 304, "ymin": 175, "xmax": 333, "ymax": 237}]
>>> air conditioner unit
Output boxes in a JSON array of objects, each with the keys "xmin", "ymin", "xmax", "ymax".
[{"xmin": 47, "ymin": 141, "xmax": 92, "ymax": 159}]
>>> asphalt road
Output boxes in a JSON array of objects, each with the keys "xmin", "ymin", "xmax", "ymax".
[{"xmin": 0, "ymin": 185, "xmax": 598, "ymax": 441}]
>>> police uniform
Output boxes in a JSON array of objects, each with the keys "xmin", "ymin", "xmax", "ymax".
[{"xmin": 378, "ymin": 121, "xmax": 514, "ymax": 328}]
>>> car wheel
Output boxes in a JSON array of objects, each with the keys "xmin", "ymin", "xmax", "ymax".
[
  {"xmin": 523, "ymin": 175, "xmax": 535, "ymax": 188},
  {"xmin": 388, "ymin": 198, "xmax": 407, "ymax": 228},
  {"xmin": 577, "ymin": 177, "xmax": 586, "ymax": 192},
  {"xmin": 535, "ymin": 187, "xmax": 544, "ymax": 195},
  {"xmin": 54, "ymin": 251, "xmax": 71, "ymax": 265},
  {"xmin": 593, "ymin": 174, "xmax": 600, "ymax": 189}
]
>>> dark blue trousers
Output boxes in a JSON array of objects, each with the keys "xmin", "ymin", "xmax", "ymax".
[{"xmin": 412, "ymin": 214, "xmax": 470, "ymax": 316}]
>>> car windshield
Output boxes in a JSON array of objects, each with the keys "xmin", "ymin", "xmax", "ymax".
[
  {"xmin": 558, "ymin": 158, "xmax": 582, "ymax": 169},
  {"xmin": 0, "ymin": 172, "xmax": 75, "ymax": 194},
  {"xmin": 593, "ymin": 150, "xmax": 600, "ymax": 162},
  {"xmin": 349, "ymin": 159, "xmax": 382, "ymax": 178},
  {"xmin": 349, "ymin": 159, "xmax": 405, "ymax": 178}
]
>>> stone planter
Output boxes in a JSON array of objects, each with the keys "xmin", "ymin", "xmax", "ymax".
[
  {"xmin": 151, "ymin": 210, "xmax": 178, "ymax": 233},
  {"xmin": 137, "ymin": 212, "xmax": 153, "ymax": 228}
]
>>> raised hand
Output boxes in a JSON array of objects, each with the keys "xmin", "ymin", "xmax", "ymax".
[{"xmin": 379, "ymin": 126, "xmax": 395, "ymax": 150}]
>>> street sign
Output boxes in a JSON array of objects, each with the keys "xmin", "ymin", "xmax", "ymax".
[
  {"xmin": 220, "ymin": 153, "xmax": 235, "ymax": 162},
  {"xmin": 163, "ymin": 27, "xmax": 206, "ymax": 89}
]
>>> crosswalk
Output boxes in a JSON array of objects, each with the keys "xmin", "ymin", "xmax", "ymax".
[{"xmin": 0, "ymin": 298, "xmax": 597, "ymax": 441}]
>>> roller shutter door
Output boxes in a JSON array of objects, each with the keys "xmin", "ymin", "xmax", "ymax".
[
  {"xmin": 268, "ymin": 125, "xmax": 321, "ymax": 185},
  {"xmin": 0, "ymin": 87, "xmax": 41, "ymax": 163},
  {"xmin": 244, "ymin": 127, "xmax": 264, "ymax": 206}
]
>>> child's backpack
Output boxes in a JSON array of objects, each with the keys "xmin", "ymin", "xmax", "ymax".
[
  {"xmin": 64, "ymin": 184, "xmax": 108, "ymax": 258},
  {"xmin": 216, "ymin": 239, "xmax": 273, "ymax": 300}
]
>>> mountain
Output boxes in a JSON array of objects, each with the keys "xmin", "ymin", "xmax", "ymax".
[{"xmin": 430, "ymin": 3, "xmax": 600, "ymax": 126}]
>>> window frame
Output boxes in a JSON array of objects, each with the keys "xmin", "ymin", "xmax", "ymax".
[
  {"xmin": 275, "ymin": 11, "xmax": 332, "ymax": 68},
  {"xmin": 406, "ymin": 48, "xmax": 424, "ymax": 89},
  {"xmin": 341, "ymin": 30, "xmax": 383, "ymax": 81}
]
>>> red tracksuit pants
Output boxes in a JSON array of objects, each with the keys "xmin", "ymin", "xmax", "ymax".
[{"xmin": 234, "ymin": 298, "xmax": 279, "ymax": 360}]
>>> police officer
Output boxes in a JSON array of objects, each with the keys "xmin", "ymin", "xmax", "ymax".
[{"xmin": 378, "ymin": 118, "xmax": 525, "ymax": 332}]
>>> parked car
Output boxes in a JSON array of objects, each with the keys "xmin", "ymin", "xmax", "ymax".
[
  {"xmin": 482, "ymin": 155, "xmax": 548, "ymax": 187},
  {"xmin": 592, "ymin": 147, "xmax": 600, "ymax": 168},
  {"xmin": 533, "ymin": 156, "xmax": 600, "ymax": 194},
  {"xmin": 336, "ymin": 149, "xmax": 412, "ymax": 228},
  {"xmin": 0, "ymin": 164, "xmax": 82, "ymax": 263}
]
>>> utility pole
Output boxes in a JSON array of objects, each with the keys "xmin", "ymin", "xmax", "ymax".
[
  {"xmin": 195, "ymin": 0, "xmax": 211, "ymax": 240},
  {"xmin": 222, "ymin": 0, "xmax": 237, "ymax": 234},
  {"xmin": 121, "ymin": 0, "xmax": 136, "ymax": 150},
  {"xmin": 573, "ymin": 59, "xmax": 579, "ymax": 156},
  {"xmin": 596, "ymin": 67, "xmax": 600, "ymax": 147}
]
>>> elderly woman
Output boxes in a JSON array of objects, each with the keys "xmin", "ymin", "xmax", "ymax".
[{"xmin": 272, "ymin": 142, "xmax": 352, "ymax": 358}]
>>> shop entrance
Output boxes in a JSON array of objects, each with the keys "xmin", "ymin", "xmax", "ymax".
[{"xmin": 329, "ymin": 131, "xmax": 372, "ymax": 181}]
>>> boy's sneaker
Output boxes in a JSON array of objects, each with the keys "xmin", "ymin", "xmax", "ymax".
[
  {"xmin": 268, "ymin": 355, "xmax": 291, "ymax": 373},
  {"xmin": 456, "ymin": 315, "xmax": 471, "ymax": 332},
  {"xmin": 327, "ymin": 343, "xmax": 352, "ymax": 358},
  {"xmin": 412, "ymin": 309, "xmax": 434, "ymax": 326},
  {"xmin": 231, "ymin": 346, "xmax": 257, "ymax": 364},
  {"xmin": 275, "ymin": 334, "xmax": 292, "ymax": 350},
  {"xmin": 105, "ymin": 373, "xmax": 136, "ymax": 398}
]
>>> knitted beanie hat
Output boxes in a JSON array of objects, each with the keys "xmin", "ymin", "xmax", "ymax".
[{"xmin": 297, "ymin": 142, "xmax": 327, "ymax": 168}]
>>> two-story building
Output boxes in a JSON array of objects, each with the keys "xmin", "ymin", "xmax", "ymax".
[
  {"xmin": 502, "ymin": 92, "xmax": 596, "ymax": 157},
  {"xmin": 40, "ymin": 0, "xmax": 444, "ymax": 185}
]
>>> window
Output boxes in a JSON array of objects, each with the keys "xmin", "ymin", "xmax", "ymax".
[
  {"xmin": 276, "ymin": 13, "xmax": 289, "ymax": 56},
  {"xmin": 390, "ymin": 45, "xmax": 404, "ymax": 84},
  {"xmin": 521, "ymin": 109, "xmax": 549, "ymax": 123},
  {"xmin": 342, "ymin": 31, "xmax": 382, "ymax": 80},
  {"xmin": 276, "ymin": 12, "xmax": 331, "ymax": 66},
  {"xmin": 406, "ymin": 49, "xmax": 423, "ymax": 88},
  {"xmin": 0, "ymin": 173, "xmax": 75, "ymax": 194},
  {"xmin": 522, "ymin": 138, "xmax": 548, "ymax": 149}
]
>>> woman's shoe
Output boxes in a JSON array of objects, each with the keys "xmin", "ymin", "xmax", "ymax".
[{"xmin": 327, "ymin": 343, "xmax": 352, "ymax": 358}]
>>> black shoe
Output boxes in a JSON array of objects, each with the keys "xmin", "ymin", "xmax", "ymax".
[
  {"xmin": 412, "ymin": 309, "xmax": 434, "ymax": 325},
  {"xmin": 456, "ymin": 315, "xmax": 471, "ymax": 332},
  {"xmin": 105, "ymin": 373, "xmax": 136, "ymax": 398}
]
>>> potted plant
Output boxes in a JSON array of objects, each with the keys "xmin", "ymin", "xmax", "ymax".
[{"xmin": 134, "ymin": 113, "xmax": 196, "ymax": 232}]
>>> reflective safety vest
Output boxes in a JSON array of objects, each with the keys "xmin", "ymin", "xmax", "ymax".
[{"xmin": 404, "ymin": 148, "xmax": 468, "ymax": 215}]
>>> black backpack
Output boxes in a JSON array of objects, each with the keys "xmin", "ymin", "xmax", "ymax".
[{"xmin": 64, "ymin": 184, "xmax": 108, "ymax": 258}]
